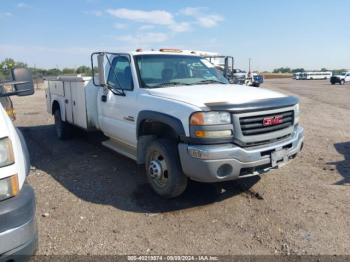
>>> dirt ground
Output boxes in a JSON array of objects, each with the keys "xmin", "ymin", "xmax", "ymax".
[{"xmin": 11, "ymin": 79, "xmax": 350, "ymax": 255}]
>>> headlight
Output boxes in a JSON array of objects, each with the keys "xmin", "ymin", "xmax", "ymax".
[
  {"xmin": 190, "ymin": 111, "xmax": 233, "ymax": 139},
  {"xmin": 0, "ymin": 174, "xmax": 19, "ymax": 201},
  {"xmin": 0, "ymin": 137, "xmax": 15, "ymax": 168},
  {"xmin": 190, "ymin": 111, "xmax": 231, "ymax": 126},
  {"xmin": 294, "ymin": 104, "xmax": 300, "ymax": 124}
]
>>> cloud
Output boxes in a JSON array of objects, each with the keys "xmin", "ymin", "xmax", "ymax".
[
  {"xmin": 17, "ymin": 2, "xmax": 29, "ymax": 8},
  {"xmin": 180, "ymin": 7, "xmax": 224, "ymax": 28},
  {"xmin": 138, "ymin": 25, "xmax": 155, "ymax": 31},
  {"xmin": 169, "ymin": 22, "xmax": 191, "ymax": 33},
  {"xmin": 115, "ymin": 32, "xmax": 169, "ymax": 45},
  {"xmin": 106, "ymin": 8, "xmax": 174, "ymax": 25},
  {"xmin": 103, "ymin": 7, "xmax": 223, "ymax": 45},
  {"xmin": 106, "ymin": 8, "xmax": 193, "ymax": 33},
  {"xmin": 113, "ymin": 23, "xmax": 127, "ymax": 30},
  {"xmin": 196, "ymin": 15, "xmax": 223, "ymax": 28},
  {"xmin": 180, "ymin": 7, "xmax": 203, "ymax": 16},
  {"xmin": 83, "ymin": 10, "xmax": 103, "ymax": 17},
  {"xmin": 0, "ymin": 12, "xmax": 13, "ymax": 18}
]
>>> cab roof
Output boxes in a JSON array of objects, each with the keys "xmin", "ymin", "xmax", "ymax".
[{"xmin": 129, "ymin": 49, "xmax": 206, "ymax": 56}]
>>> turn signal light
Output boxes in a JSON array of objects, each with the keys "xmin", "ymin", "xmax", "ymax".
[{"xmin": 194, "ymin": 130, "xmax": 232, "ymax": 138}]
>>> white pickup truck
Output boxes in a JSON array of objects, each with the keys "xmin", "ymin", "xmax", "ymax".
[
  {"xmin": 0, "ymin": 69, "xmax": 37, "ymax": 259},
  {"xmin": 46, "ymin": 49, "xmax": 304, "ymax": 198},
  {"xmin": 330, "ymin": 71, "xmax": 350, "ymax": 85}
]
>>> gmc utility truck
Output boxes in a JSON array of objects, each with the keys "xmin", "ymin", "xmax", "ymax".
[
  {"xmin": 46, "ymin": 49, "xmax": 304, "ymax": 198},
  {"xmin": 0, "ymin": 68, "xmax": 37, "ymax": 259}
]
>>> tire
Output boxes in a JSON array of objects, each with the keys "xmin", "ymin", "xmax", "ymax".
[
  {"xmin": 341, "ymin": 80, "xmax": 345, "ymax": 85},
  {"xmin": 145, "ymin": 139, "xmax": 188, "ymax": 198},
  {"xmin": 54, "ymin": 108, "xmax": 72, "ymax": 140}
]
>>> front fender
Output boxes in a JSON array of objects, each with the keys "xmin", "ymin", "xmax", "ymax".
[{"xmin": 137, "ymin": 110, "xmax": 186, "ymax": 138}]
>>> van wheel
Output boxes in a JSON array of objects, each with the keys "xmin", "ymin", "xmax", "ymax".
[
  {"xmin": 340, "ymin": 80, "xmax": 345, "ymax": 85},
  {"xmin": 145, "ymin": 139, "xmax": 188, "ymax": 198},
  {"xmin": 54, "ymin": 108, "xmax": 71, "ymax": 140}
]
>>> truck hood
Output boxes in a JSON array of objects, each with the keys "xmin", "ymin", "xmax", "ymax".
[
  {"xmin": 147, "ymin": 84, "xmax": 285, "ymax": 108},
  {"xmin": 333, "ymin": 75, "xmax": 345, "ymax": 79}
]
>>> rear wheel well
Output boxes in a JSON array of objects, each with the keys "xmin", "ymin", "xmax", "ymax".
[{"xmin": 137, "ymin": 120, "xmax": 179, "ymax": 164}]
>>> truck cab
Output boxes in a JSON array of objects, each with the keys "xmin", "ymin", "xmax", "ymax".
[
  {"xmin": 0, "ymin": 69, "xmax": 37, "ymax": 260},
  {"xmin": 46, "ymin": 49, "xmax": 304, "ymax": 198}
]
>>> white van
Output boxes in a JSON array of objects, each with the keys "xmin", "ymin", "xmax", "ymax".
[{"xmin": 0, "ymin": 69, "xmax": 37, "ymax": 260}]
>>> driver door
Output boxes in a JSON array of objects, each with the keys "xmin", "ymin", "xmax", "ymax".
[{"xmin": 98, "ymin": 55, "xmax": 137, "ymax": 147}]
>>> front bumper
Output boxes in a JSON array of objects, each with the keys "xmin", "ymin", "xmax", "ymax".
[
  {"xmin": 178, "ymin": 126, "xmax": 304, "ymax": 183},
  {"xmin": 0, "ymin": 184, "xmax": 37, "ymax": 261}
]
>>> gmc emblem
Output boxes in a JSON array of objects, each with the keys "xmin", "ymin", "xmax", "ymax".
[{"xmin": 263, "ymin": 115, "xmax": 283, "ymax": 126}]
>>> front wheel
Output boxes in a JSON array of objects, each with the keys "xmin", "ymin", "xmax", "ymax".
[
  {"xmin": 340, "ymin": 79, "xmax": 345, "ymax": 85},
  {"xmin": 145, "ymin": 139, "xmax": 188, "ymax": 198}
]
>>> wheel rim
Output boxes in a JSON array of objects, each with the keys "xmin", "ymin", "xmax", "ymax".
[{"xmin": 148, "ymin": 150, "xmax": 168, "ymax": 188}]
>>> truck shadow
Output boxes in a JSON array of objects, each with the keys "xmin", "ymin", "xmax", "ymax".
[
  {"xmin": 328, "ymin": 142, "xmax": 350, "ymax": 185},
  {"xmin": 20, "ymin": 125, "xmax": 260, "ymax": 213}
]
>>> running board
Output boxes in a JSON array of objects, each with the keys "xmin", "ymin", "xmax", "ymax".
[{"xmin": 102, "ymin": 139, "xmax": 137, "ymax": 161}]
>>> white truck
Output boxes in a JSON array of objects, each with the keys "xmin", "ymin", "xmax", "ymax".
[
  {"xmin": 330, "ymin": 71, "xmax": 350, "ymax": 85},
  {"xmin": 46, "ymin": 49, "xmax": 304, "ymax": 198},
  {"xmin": 0, "ymin": 69, "xmax": 37, "ymax": 259}
]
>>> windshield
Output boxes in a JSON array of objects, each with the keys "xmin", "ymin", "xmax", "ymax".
[{"xmin": 134, "ymin": 55, "xmax": 229, "ymax": 88}]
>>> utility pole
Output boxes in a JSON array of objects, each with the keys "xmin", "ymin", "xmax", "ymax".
[{"xmin": 249, "ymin": 58, "xmax": 251, "ymax": 74}]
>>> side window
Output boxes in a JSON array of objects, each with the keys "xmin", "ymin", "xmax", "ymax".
[{"xmin": 107, "ymin": 56, "xmax": 133, "ymax": 91}]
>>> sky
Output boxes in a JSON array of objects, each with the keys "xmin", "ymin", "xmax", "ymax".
[{"xmin": 0, "ymin": 0, "xmax": 349, "ymax": 71}]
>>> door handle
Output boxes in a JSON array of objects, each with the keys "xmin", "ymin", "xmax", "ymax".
[
  {"xmin": 65, "ymin": 99, "xmax": 69, "ymax": 104},
  {"xmin": 101, "ymin": 95, "xmax": 107, "ymax": 102}
]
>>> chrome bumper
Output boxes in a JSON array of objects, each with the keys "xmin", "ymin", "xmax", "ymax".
[
  {"xmin": 178, "ymin": 126, "xmax": 304, "ymax": 182},
  {"xmin": 0, "ymin": 185, "xmax": 37, "ymax": 257}
]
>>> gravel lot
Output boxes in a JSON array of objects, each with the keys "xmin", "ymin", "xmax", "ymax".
[{"xmin": 12, "ymin": 79, "xmax": 350, "ymax": 255}]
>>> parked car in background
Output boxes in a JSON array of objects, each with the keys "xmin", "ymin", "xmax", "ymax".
[
  {"xmin": 0, "ymin": 69, "xmax": 37, "ymax": 261},
  {"xmin": 45, "ymin": 49, "xmax": 304, "ymax": 198},
  {"xmin": 330, "ymin": 71, "xmax": 350, "ymax": 85}
]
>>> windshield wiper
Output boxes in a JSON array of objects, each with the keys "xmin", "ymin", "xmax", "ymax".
[
  {"xmin": 192, "ymin": 79, "xmax": 227, "ymax": 85},
  {"xmin": 152, "ymin": 82, "xmax": 191, "ymax": 88}
]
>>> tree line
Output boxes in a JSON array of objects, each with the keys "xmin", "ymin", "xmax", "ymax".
[
  {"xmin": 272, "ymin": 67, "xmax": 347, "ymax": 74},
  {"xmin": 0, "ymin": 58, "xmax": 93, "ymax": 80}
]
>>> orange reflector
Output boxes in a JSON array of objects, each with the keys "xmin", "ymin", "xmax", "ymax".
[
  {"xmin": 194, "ymin": 130, "xmax": 206, "ymax": 138},
  {"xmin": 6, "ymin": 108, "xmax": 16, "ymax": 120},
  {"xmin": 10, "ymin": 175, "xmax": 19, "ymax": 196}
]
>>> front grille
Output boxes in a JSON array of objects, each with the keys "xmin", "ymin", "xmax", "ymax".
[{"xmin": 239, "ymin": 110, "xmax": 294, "ymax": 136}]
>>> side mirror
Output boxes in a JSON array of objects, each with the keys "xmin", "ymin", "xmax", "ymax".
[
  {"xmin": 97, "ymin": 53, "xmax": 106, "ymax": 86},
  {"xmin": 12, "ymin": 68, "xmax": 34, "ymax": 96}
]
